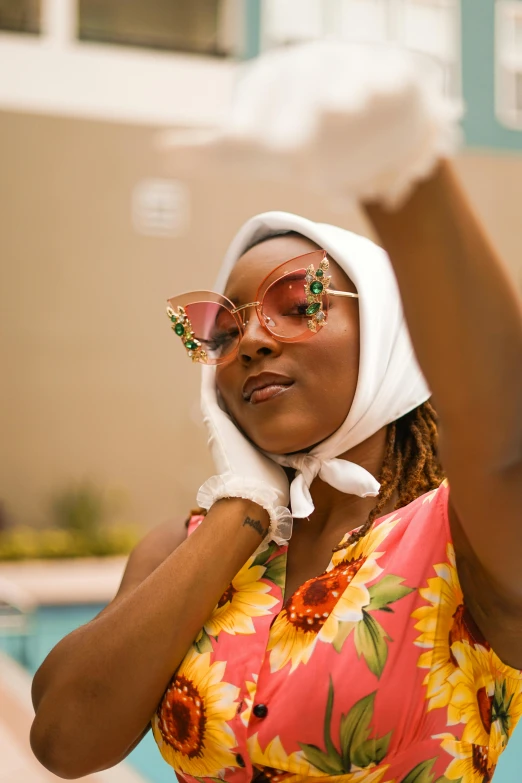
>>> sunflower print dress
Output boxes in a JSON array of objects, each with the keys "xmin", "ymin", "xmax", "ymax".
[{"xmin": 151, "ymin": 480, "xmax": 522, "ymax": 783}]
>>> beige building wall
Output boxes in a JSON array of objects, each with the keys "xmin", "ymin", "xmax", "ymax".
[{"xmin": 1, "ymin": 110, "xmax": 521, "ymax": 530}]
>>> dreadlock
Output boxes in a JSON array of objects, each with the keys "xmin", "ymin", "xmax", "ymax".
[{"xmin": 332, "ymin": 399, "xmax": 444, "ymax": 553}]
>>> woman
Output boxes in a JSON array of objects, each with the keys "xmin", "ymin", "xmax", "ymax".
[{"xmin": 30, "ymin": 43, "xmax": 522, "ymax": 783}]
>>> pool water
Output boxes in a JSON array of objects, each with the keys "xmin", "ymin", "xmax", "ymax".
[
  {"xmin": 0, "ymin": 603, "xmax": 174, "ymax": 783},
  {"xmin": 2, "ymin": 603, "xmax": 521, "ymax": 783}
]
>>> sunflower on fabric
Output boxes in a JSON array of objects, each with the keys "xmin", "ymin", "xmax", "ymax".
[
  {"xmin": 427, "ymin": 663, "xmax": 522, "ymax": 783},
  {"xmin": 240, "ymin": 674, "xmax": 258, "ymax": 727},
  {"xmin": 446, "ymin": 642, "xmax": 496, "ymax": 745},
  {"xmin": 247, "ymin": 734, "xmax": 317, "ymax": 783},
  {"xmin": 195, "ymin": 553, "xmax": 279, "ymax": 652},
  {"xmin": 411, "ymin": 543, "xmax": 486, "ymax": 712},
  {"xmin": 268, "ymin": 515, "xmax": 405, "ymax": 675},
  {"xmin": 414, "ymin": 544, "xmax": 522, "ymax": 782},
  {"xmin": 436, "ymin": 733, "xmax": 500, "ymax": 783},
  {"xmin": 152, "ymin": 649, "xmax": 240, "ymax": 777}
]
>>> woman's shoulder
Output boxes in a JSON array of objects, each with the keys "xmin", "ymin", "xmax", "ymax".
[{"xmin": 110, "ymin": 516, "xmax": 189, "ymax": 602}]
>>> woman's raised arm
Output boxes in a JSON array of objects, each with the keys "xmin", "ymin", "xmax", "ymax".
[{"xmin": 364, "ymin": 160, "xmax": 522, "ymax": 647}]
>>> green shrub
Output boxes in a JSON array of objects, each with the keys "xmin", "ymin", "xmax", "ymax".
[
  {"xmin": 51, "ymin": 482, "xmax": 106, "ymax": 534},
  {"xmin": 0, "ymin": 525, "xmax": 140, "ymax": 561},
  {"xmin": 0, "ymin": 481, "xmax": 141, "ymax": 560}
]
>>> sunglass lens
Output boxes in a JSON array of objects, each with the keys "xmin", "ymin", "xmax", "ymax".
[
  {"xmin": 261, "ymin": 270, "xmax": 327, "ymax": 339},
  {"xmin": 185, "ymin": 302, "xmax": 239, "ymax": 362}
]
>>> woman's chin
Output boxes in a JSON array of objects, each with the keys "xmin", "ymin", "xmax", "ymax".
[{"xmin": 247, "ymin": 428, "xmax": 320, "ymax": 456}]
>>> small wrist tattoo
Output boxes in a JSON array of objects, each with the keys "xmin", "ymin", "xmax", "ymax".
[{"xmin": 242, "ymin": 515, "xmax": 266, "ymax": 538}]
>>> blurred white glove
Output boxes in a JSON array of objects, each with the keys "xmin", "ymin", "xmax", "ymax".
[
  {"xmin": 196, "ymin": 365, "xmax": 293, "ymax": 547},
  {"xmin": 163, "ymin": 41, "xmax": 463, "ymax": 209}
]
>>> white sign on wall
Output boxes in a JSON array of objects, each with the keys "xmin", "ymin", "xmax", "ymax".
[{"xmin": 132, "ymin": 178, "xmax": 190, "ymax": 237}]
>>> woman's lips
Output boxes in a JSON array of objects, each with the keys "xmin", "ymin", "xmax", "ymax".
[
  {"xmin": 242, "ymin": 371, "xmax": 295, "ymax": 403},
  {"xmin": 248, "ymin": 383, "xmax": 294, "ymax": 405}
]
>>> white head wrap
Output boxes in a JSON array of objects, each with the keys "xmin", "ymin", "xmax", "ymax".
[{"xmin": 203, "ymin": 211, "xmax": 430, "ymax": 519}]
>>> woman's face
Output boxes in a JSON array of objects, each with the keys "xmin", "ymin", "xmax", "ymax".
[{"xmin": 216, "ymin": 234, "xmax": 360, "ymax": 455}]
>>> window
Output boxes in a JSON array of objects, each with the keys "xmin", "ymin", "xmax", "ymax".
[
  {"xmin": 261, "ymin": 0, "xmax": 389, "ymax": 47},
  {"xmin": 0, "ymin": 0, "xmax": 40, "ymax": 34},
  {"xmin": 336, "ymin": 0, "xmax": 390, "ymax": 43},
  {"xmin": 397, "ymin": 0, "xmax": 460, "ymax": 96},
  {"xmin": 496, "ymin": 1, "xmax": 522, "ymax": 129},
  {"xmin": 78, "ymin": 0, "xmax": 241, "ymax": 57},
  {"xmin": 261, "ymin": 0, "xmax": 460, "ymax": 97}
]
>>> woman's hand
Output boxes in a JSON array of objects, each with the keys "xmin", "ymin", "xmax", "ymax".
[
  {"xmin": 165, "ymin": 40, "xmax": 461, "ymax": 209},
  {"xmin": 197, "ymin": 365, "xmax": 292, "ymax": 549}
]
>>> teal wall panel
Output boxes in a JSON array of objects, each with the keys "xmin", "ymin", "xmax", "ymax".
[
  {"xmin": 243, "ymin": 0, "xmax": 262, "ymax": 59},
  {"xmin": 461, "ymin": 0, "xmax": 522, "ymax": 150}
]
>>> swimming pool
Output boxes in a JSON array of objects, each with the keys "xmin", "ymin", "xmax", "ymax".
[
  {"xmin": 2, "ymin": 602, "xmax": 521, "ymax": 783},
  {"xmin": 0, "ymin": 603, "xmax": 173, "ymax": 783}
]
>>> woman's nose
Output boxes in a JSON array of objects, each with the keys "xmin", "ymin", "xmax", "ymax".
[{"xmin": 237, "ymin": 311, "xmax": 282, "ymax": 364}]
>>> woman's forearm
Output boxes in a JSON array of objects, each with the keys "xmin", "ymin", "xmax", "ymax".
[
  {"xmin": 364, "ymin": 160, "xmax": 522, "ymax": 469},
  {"xmin": 30, "ymin": 498, "xmax": 269, "ymax": 779}
]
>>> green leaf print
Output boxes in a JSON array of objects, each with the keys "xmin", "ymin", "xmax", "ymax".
[
  {"xmin": 338, "ymin": 691, "xmax": 391, "ymax": 769},
  {"xmin": 251, "ymin": 541, "xmax": 278, "ymax": 568},
  {"xmin": 193, "ymin": 629, "xmax": 214, "ymax": 654},
  {"xmin": 354, "ymin": 611, "xmax": 391, "ymax": 679},
  {"xmin": 264, "ymin": 553, "xmax": 286, "ymax": 589},
  {"xmin": 301, "ymin": 680, "xmax": 391, "ymax": 774},
  {"xmin": 367, "ymin": 575, "xmax": 414, "ymax": 612},
  {"xmin": 339, "ymin": 692, "xmax": 374, "ymax": 768},
  {"xmin": 324, "ymin": 678, "xmax": 341, "ymax": 761},
  {"xmin": 401, "ymin": 758, "xmax": 437, "ymax": 783},
  {"xmin": 493, "ymin": 678, "xmax": 515, "ymax": 741},
  {"xmin": 299, "ymin": 743, "xmax": 344, "ymax": 775},
  {"xmin": 351, "ymin": 732, "xmax": 392, "ymax": 768},
  {"xmin": 332, "ymin": 621, "xmax": 356, "ymax": 654},
  {"xmin": 331, "ymin": 573, "xmax": 412, "ymax": 663}
]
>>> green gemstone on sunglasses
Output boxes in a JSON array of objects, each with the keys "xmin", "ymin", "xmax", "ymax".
[
  {"xmin": 174, "ymin": 323, "xmax": 185, "ymax": 336},
  {"xmin": 310, "ymin": 281, "xmax": 324, "ymax": 295},
  {"xmin": 306, "ymin": 302, "xmax": 322, "ymax": 316},
  {"xmin": 315, "ymin": 269, "xmax": 324, "ymax": 278},
  {"xmin": 184, "ymin": 339, "xmax": 199, "ymax": 350}
]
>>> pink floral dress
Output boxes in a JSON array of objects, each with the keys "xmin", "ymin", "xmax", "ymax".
[{"xmin": 151, "ymin": 481, "xmax": 522, "ymax": 783}]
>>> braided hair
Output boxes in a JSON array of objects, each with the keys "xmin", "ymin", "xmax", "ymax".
[{"xmin": 332, "ymin": 399, "xmax": 444, "ymax": 552}]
